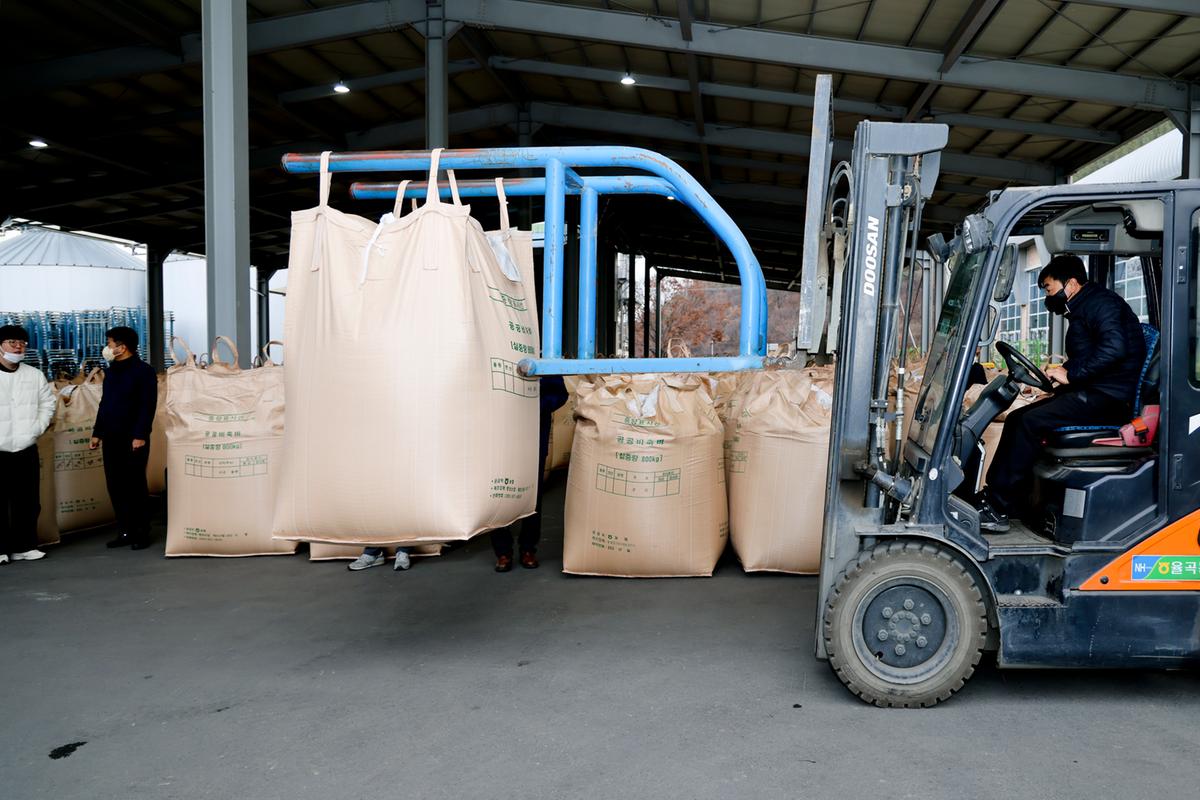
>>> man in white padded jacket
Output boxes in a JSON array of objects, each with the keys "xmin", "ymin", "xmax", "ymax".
[{"xmin": 0, "ymin": 324, "xmax": 56, "ymax": 564}]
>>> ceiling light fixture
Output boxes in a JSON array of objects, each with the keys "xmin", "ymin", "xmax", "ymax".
[
  {"xmin": 333, "ymin": 81, "xmax": 351, "ymax": 94},
  {"xmin": 29, "ymin": 139, "xmax": 48, "ymax": 148},
  {"xmin": 620, "ymin": 73, "xmax": 636, "ymax": 86}
]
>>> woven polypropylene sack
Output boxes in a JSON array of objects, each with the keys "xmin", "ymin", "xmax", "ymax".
[
  {"xmin": 725, "ymin": 369, "xmax": 833, "ymax": 574},
  {"xmin": 164, "ymin": 337, "xmax": 295, "ymax": 557},
  {"xmin": 272, "ymin": 153, "xmax": 539, "ymax": 545},
  {"xmin": 53, "ymin": 371, "xmax": 115, "ymax": 533},
  {"xmin": 563, "ymin": 374, "xmax": 727, "ymax": 577}
]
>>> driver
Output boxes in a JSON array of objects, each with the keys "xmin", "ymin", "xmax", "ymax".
[{"xmin": 975, "ymin": 254, "xmax": 1146, "ymax": 532}]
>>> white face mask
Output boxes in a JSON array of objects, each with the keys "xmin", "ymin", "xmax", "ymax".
[
  {"xmin": 1, "ymin": 351, "xmax": 23, "ymax": 365},
  {"xmin": 102, "ymin": 346, "xmax": 116, "ymax": 363}
]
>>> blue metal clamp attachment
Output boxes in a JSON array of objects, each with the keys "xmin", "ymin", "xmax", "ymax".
[{"xmin": 281, "ymin": 147, "xmax": 768, "ymax": 376}]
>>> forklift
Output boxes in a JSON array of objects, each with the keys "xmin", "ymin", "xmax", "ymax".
[
  {"xmin": 284, "ymin": 79, "xmax": 1199, "ymax": 708},
  {"xmin": 802, "ymin": 78, "xmax": 1200, "ymax": 707}
]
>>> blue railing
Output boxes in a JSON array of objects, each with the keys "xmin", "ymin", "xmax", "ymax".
[{"xmin": 280, "ymin": 147, "xmax": 768, "ymax": 376}]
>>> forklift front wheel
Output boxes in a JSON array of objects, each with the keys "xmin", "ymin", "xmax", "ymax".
[{"xmin": 823, "ymin": 540, "xmax": 989, "ymax": 708}]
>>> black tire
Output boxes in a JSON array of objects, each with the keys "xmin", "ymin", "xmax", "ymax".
[{"xmin": 823, "ymin": 540, "xmax": 989, "ymax": 708}]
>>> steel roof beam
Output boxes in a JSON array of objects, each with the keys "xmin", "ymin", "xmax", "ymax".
[
  {"xmin": 1065, "ymin": 0, "xmax": 1198, "ymax": 14},
  {"xmin": 277, "ymin": 60, "xmax": 476, "ymax": 104},
  {"xmin": 4, "ymin": 0, "xmax": 428, "ymax": 95},
  {"xmin": 904, "ymin": 0, "xmax": 1006, "ymax": 122},
  {"xmin": 455, "ymin": 0, "xmax": 1190, "ymax": 112},
  {"xmin": 12, "ymin": 0, "xmax": 1190, "ymax": 112},
  {"xmin": 528, "ymin": 102, "xmax": 1056, "ymax": 184},
  {"xmin": 490, "ymin": 58, "xmax": 1120, "ymax": 144}
]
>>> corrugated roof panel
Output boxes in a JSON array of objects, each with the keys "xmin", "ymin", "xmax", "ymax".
[
  {"xmin": 0, "ymin": 228, "xmax": 144, "ymax": 270},
  {"xmin": 1077, "ymin": 130, "xmax": 1182, "ymax": 184}
]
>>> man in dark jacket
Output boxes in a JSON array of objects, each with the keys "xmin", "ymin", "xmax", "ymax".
[
  {"xmin": 978, "ymin": 254, "xmax": 1147, "ymax": 532},
  {"xmin": 89, "ymin": 326, "xmax": 158, "ymax": 549}
]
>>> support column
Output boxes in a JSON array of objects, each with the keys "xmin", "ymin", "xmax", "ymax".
[
  {"xmin": 256, "ymin": 267, "xmax": 275, "ymax": 357},
  {"xmin": 655, "ymin": 270, "xmax": 664, "ymax": 357},
  {"xmin": 563, "ymin": 200, "xmax": 579, "ymax": 359},
  {"xmin": 424, "ymin": 1, "xmax": 451, "ymax": 149},
  {"xmin": 1188, "ymin": 85, "xmax": 1200, "ymax": 180},
  {"xmin": 627, "ymin": 255, "xmax": 636, "ymax": 360},
  {"xmin": 516, "ymin": 107, "xmax": 535, "ymax": 230},
  {"xmin": 643, "ymin": 264, "xmax": 652, "ymax": 358},
  {"xmin": 145, "ymin": 243, "xmax": 169, "ymax": 372},
  {"xmin": 202, "ymin": 0, "xmax": 250, "ymax": 366}
]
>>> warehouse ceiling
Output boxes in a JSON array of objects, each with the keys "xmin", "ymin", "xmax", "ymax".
[{"xmin": 3, "ymin": 0, "xmax": 1198, "ymax": 286}]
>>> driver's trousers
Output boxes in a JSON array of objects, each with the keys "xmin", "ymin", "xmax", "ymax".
[{"xmin": 985, "ymin": 388, "xmax": 1131, "ymax": 515}]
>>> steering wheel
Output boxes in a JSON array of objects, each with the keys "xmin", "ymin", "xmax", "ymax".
[{"xmin": 994, "ymin": 340, "xmax": 1054, "ymax": 392}]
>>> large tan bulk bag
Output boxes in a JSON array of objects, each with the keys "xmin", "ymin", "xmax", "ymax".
[
  {"xmin": 726, "ymin": 369, "xmax": 834, "ymax": 573},
  {"xmin": 164, "ymin": 338, "xmax": 295, "ymax": 557},
  {"xmin": 35, "ymin": 429, "xmax": 60, "ymax": 546},
  {"xmin": 308, "ymin": 542, "xmax": 444, "ymax": 561},
  {"xmin": 273, "ymin": 153, "xmax": 540, "ymax": 546},
  {"xmin": 146, "ymin": 373, "xmax": 168, "ymax": 495},
  {"xmin": 53, "ymin": 370, "xmax": 115, "ymax": 533},
  {"xmin": 563, "ymin": 374, "xmax": 727, "ymax": 577}
]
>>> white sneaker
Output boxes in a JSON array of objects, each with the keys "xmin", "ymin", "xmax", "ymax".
[
  {"xmin": 11, "ymin": 550, "xmax": 46, "ymax": 561},
  {"xmin": 0, "ymin": 554, "xmax": 9, "ymax": 565},
  {"xmin": 347, "ymin": 552, "xmax": 385, "ymax": 571},
  {"xmin": 393, "ymin": 550, "xmax": 412, "ymax": 571}
]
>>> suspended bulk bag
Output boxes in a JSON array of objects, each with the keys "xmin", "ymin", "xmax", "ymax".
[
  {"xmin": 563, "ymin": 374, "xmax": 727, "ymax": 577},
  {"xmin": 53, "ymin": 370, "xmax": 116, "ymax": 533},
  {"xmin": 273, "ymin": 152, "xmax": 540, "ymax": 546},
  {"xmin": 164, "ymin": 338, "xmax": 295, "ymax": 557},
  {"xmin": 725, "ymin": 369, "xmax": 834, "ymax": 574}
]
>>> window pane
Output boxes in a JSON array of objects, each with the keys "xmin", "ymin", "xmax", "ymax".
[{"xmin": 1115, "ymin": 256, "xmax": 1149, "ymax": 324}]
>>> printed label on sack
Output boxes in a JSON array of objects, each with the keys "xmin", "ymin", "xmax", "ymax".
[
  {"xmin": 487, "ymin": 285, "xmax": 528, "ymax": 311},
  {"xmin": 591, "ymin": 530, "xmax": 634, "ymax": 554},
  {"xmin": 183, "ymin": 527, "xmax": 250, "ymax": 542},
  {"xmin": 490, "ymin": 358, "xmax": 539, "ymax": 397},
  {"xmin": 728, "ymin": 450, "xmax": 747, "ymax": 473},
  {"xmin": 55, "ymin": 450, "xmax": 104, "ymax": 472},
  {"xmin": 490, "ymin": 476, "xmax": 532, "ymax": 501},
  {"xmin": 195, "ymin": 412, "xmax": 255, "ymax": 423},
  {"xmin": 613, "ymin": 432, "xmax": 666, "ymax": 464},
  {"xmin": 595, "ymin": 464, "xmax": 681, "ymax": 498},
  {"xmin": 58, "ymin": 497, "xmax": 102, "ymax": 515},
  {"xmin": 184, "ymin": 454, "xmax": 268, "ymax": 479},
  {"xmin": 610, "ymin": 413, "xmax": 663, "ymax": 428}
]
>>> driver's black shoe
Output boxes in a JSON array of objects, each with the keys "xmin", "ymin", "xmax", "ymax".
[{"xmin": 975, "ymin": 496, "xmax": 1011, "ymax": 533}]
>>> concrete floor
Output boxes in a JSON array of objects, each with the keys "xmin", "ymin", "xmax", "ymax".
[{"xmin": 4, "ymin": 476, "xmax": 1199, "ymax": 800}]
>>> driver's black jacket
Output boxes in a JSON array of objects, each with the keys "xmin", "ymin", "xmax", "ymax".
[{"xmin": 1063, "ymin": 281, "xmax": 1146, "ymax": 405}]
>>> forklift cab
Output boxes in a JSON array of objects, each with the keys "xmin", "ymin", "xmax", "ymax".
[{"xmin": 816, "ymin": 146, "xmax": 1200, "ymax": 707}]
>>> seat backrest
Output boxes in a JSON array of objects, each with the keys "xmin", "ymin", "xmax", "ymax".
[{"xmin": 1135, "ymin": 323, "xmax": 1160, "ymax": 411}]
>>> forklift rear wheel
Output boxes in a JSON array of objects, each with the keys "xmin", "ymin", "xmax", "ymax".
[{"xmin": 823, "ymin": 540, "xmax": 989, "ymax": 708}]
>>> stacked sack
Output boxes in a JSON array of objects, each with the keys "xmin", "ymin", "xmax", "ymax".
[
  {"xmin": 544, "ymin": 376, "xmax": 580, "ymax": 475},
  {"xmin": 164, "ymin": 337, "xmax": 295, "ymax": 557},
  {"xmin": 564, "ymin": 373, "xmax": 727, "ymax": 577},
  {"xmin": 725, "ymin": 368, "xmax": 834, "ymax": 574},
  {"xmin": 273, "ymin": 152, "xmax": 540, "ymax": 546},
  {"xmin": 52, "ymin": 369, "xmax": 116, "ymax": 533}
]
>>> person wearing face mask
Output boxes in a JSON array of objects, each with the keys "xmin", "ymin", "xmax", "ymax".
[
  {"xmin": 975, "ymin": 254, "xmax": 1146, "ymax": 532},
  {"xmin": 90, "ymin": 327, "xmax": 158, "ymax": 550},
  {"xmin": 0, "ymin": 324, "xmax": 56, "ymax": 564}
]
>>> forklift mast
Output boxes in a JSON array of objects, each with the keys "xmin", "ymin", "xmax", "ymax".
[{"xmin": 798, "ymin": 105, "xmax": 949, "ymax": 657}]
